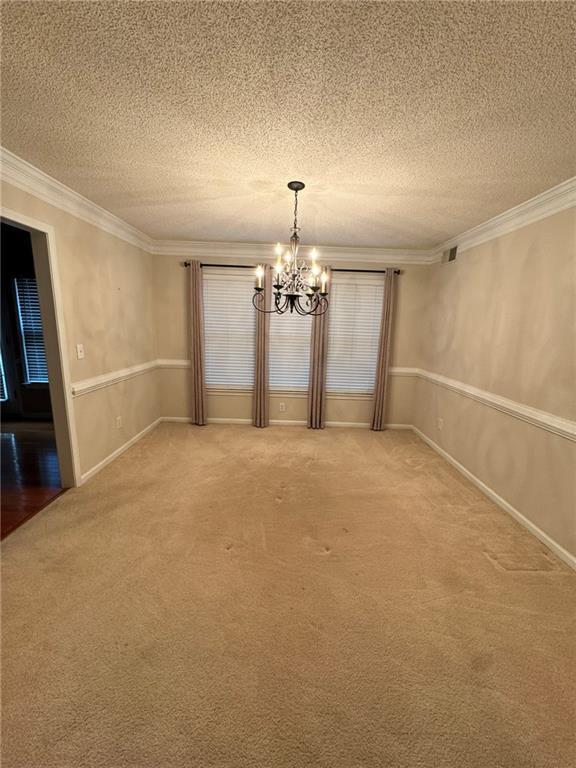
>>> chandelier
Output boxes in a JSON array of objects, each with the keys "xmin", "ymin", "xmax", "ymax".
[{"xmin": 253, "ymin": 181, "xmax": 329, "ymax": 316}]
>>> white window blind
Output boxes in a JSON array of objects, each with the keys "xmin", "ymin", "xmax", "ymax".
[
  {"xmin": 0, "ymin": 350, "xmax": 8, "ymax": 401},
  {"xmin": 326, "ymin": 272, "xmax": 384, "ymax": 393},
  {"xmin": 203, "ymin": 268, "xmax": 255, "ymax": 388},
  {"xmin": 14, "ymin": 277, "xmax": 49, "ymax": 384},
  {"xmin": 270, "ymin": 307, "xmax": 312, "ymax": 390}
]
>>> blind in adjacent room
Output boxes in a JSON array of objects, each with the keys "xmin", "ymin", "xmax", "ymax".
[
  {"xmin": 14, "ymin": 277, "xmax": 49, "ymax": 383},
  {"xmin": 0, "ymin": 350, "xmax": 8, "ymax": 401},
  {"xmin": 202, "ymin": 268, "xmax": 255, "ymax": 388},
  {"xmin": 326, "ymin": 272, "xmax": 385, "ymax": 393},
  {"xmin": 269, "ymin": 306, "xmax": 312, "ymax": 390}
]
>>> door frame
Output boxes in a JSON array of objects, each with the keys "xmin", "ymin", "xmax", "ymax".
[{"xmin": 1, "ymin": 207, "xmax": 81, "ymax": 486}]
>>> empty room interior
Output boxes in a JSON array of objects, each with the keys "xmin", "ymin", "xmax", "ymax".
[{"xmin": 0, "ymin": 2, "xmax": 575, "ymax": 767}]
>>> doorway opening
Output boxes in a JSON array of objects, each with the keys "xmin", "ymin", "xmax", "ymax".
[
  {"xmin": 1, "ymin": 217, "xmax": 79, "ymax": 537},
  {"xmin": 1, "ymin": 223, "xmax": 63, "ymax": 536}
]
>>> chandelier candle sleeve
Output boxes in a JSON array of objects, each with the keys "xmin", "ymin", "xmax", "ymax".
[{"xmin": 253, "ymin": 181, "xmax": 329, "ymax": 317}]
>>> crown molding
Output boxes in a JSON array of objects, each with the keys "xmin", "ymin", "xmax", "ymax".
[
  {"xmin": 2, "ymin": 146, "xmax": 574, "ymax": 264},
  {"xmin": 0, "ymin": 147, "xmax": 154, "ymax": 252},
  {"xmin": 434, "ymin": 176, "xmax": 576, "ymax": 259},
  {"xmin": 0, "ymin": 146, "xmax": 434, "ymax": 265},
  {"xmin": 150, "ymin": 239, "xmax": 436, "ymax": 265}
]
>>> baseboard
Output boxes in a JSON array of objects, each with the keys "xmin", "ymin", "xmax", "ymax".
[
  {"xmin": 161, "ymin": 416, "xmax": 195, "ymax": 423},
  {"xmin": 269, "ymin": 419, "xmax": 307, "ymax": 426},
  {"xmin": 80, "ymin": 418, "xmax": 161, "ymax": 483},
  {"xmin": 161, "ymin": 417, "xmax": 410, "ymax": 429},
  {"xmin": 207, "ymin": 417, "xmax": 252, "ymax": 424},
  {"xmin": 412, "ymin": 426, "xmax": 576, "ymax": 571}
]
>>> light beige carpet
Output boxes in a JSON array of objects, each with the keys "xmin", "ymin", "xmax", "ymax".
[{"xmin": 2, "ymin": 424, "xmax": 574, "ymax": 768}]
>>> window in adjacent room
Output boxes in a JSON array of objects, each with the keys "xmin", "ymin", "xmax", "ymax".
[
  {"xmin": 0, "ymin": 350, "xmax": 8, "ymax": 401},
  {"xmin": 14, "ymin": 277, "xmax": 49, "ymax": 383}
]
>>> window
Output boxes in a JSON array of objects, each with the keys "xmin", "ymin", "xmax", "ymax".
[
  {"xmin": 14, "ymin": 277, "xmax": 49, "ymax": 383},
  {"xmin": 326, "ymin": 272, "xmax": 384, "ymax": 393},
  {"xmin": 270, "ymin": 307, "xmax": 311, "ymax": 390},
  {"xmin": 0, "ymin": 350, "xmax": 8, "ymax": 401},
  {"xmin": 203, "ymin": 268, "xmax": 255, "ymax": 388}
]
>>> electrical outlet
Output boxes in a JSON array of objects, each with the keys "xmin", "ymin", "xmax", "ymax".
[
  {"xmin": 76, "ymin": 343, "xmax": 85, "ymax": 360},
  {"xmin": 279, "ymin": 402, "xmax": 286, "ymax": 413},
  {"xmin": 116, "ymin": 416, "xmax": 122, "ymax": 429},
  {"xmin": 437, "ymin": 417, "xmax": 444, "ymax": 431}
]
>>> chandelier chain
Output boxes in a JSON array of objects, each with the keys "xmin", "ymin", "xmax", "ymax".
[{"xmin": 293, "ymin": 190, "xmax": 299, "ymax": 231}]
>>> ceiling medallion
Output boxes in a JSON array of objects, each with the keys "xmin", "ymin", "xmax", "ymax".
[{"xmin": 253, "ymin": 181, "xmax": 329, "ymax": 316}]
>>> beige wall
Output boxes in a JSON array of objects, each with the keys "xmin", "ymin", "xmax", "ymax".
[
  {"xmin": 414, "ymin": 209, "xmax": 576, "ymax": 557},
  {"xmin": 1, "ymin": 181, "xmax": 159, "ymax": 476},
  {"xmin": 418, "ymin": 209, "xmax": 575, "ymax": 419}
]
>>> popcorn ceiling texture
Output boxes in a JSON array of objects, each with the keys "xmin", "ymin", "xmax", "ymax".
[{"xmin": 1, "ymin": 0, "xmax": 575, "ymax": 248}]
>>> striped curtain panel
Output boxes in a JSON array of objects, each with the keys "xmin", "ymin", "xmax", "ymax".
[
  {"xmin": 307, "ymin": 267, "xmax": 331, "ymax": 429},
  {"xmin": 371, "ymin": 269, "xmax": 398, "ymax": 431},
  {"xmin": 253, "ymin": 265, "xmax": 272, "ymax": 427},
  {"xmin": 188, "ymin": 260, "xmax": 207, "ymax": 426}
]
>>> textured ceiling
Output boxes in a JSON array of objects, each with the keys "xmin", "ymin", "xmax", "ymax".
[{"xmin": 1, "ymin": 1, "xmax": 575, "ymax": 248}]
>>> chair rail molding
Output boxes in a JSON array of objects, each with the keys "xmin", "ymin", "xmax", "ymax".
[
  {"xmin": 71, "ymin": 360, "xmax": 158, "ymax": 396},
  {"xmin": 391, "ymin": 367, "xmax": 576, "ymax": 442},
  {"xmin": 71, "ymin": 361, "xmax": 576, "ymax": 442}
]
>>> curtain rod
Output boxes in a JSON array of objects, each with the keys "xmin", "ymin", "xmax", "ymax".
[
  {"xmin": 332, "ymin": 268, "xmax": 401, "ymax": 275},
  {"xmin": 183, "ymin": 261, "xmax": 400, "ymax": 274},
  {"xmin": 183, "ymin": 262, "xmax": 252, "ymax": 268}
]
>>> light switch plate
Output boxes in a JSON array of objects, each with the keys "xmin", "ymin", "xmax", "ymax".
[{"xmin": 76, "ymin": 343, "xmax": 85, "ymax": 360}]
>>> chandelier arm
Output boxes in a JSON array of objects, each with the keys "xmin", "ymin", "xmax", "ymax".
[
  {"xmin": 252, "ymin": 291, "xmax": 279, "ymax": 314},
  {"xmin": 309, "ymin": 296, "xmax": 329, "ymax": 316},
  {"xmin": 276, "ymin": 294, "xmax": 289, "ymax": 313},
  {"xmin": 293, "ymin": 297, "xmax": 310, "ymax": 316},
  {"xmin": 302, "ymin": 293, "xmax": 317, "ymax": 314}
]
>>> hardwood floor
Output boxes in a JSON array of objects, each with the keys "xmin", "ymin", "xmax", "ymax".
[{"xmin": 1, "ymin": 422, "xmax": 65, "ymax": 539}]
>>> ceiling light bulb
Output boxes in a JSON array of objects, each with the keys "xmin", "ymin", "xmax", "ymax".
[
  {"xmin": 284, "ymin": 251, "xmax": 292, "ymax": 263},
  {"xmin": 274, "ymin": 242, "xmax": 283, "ymax": 256}
]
